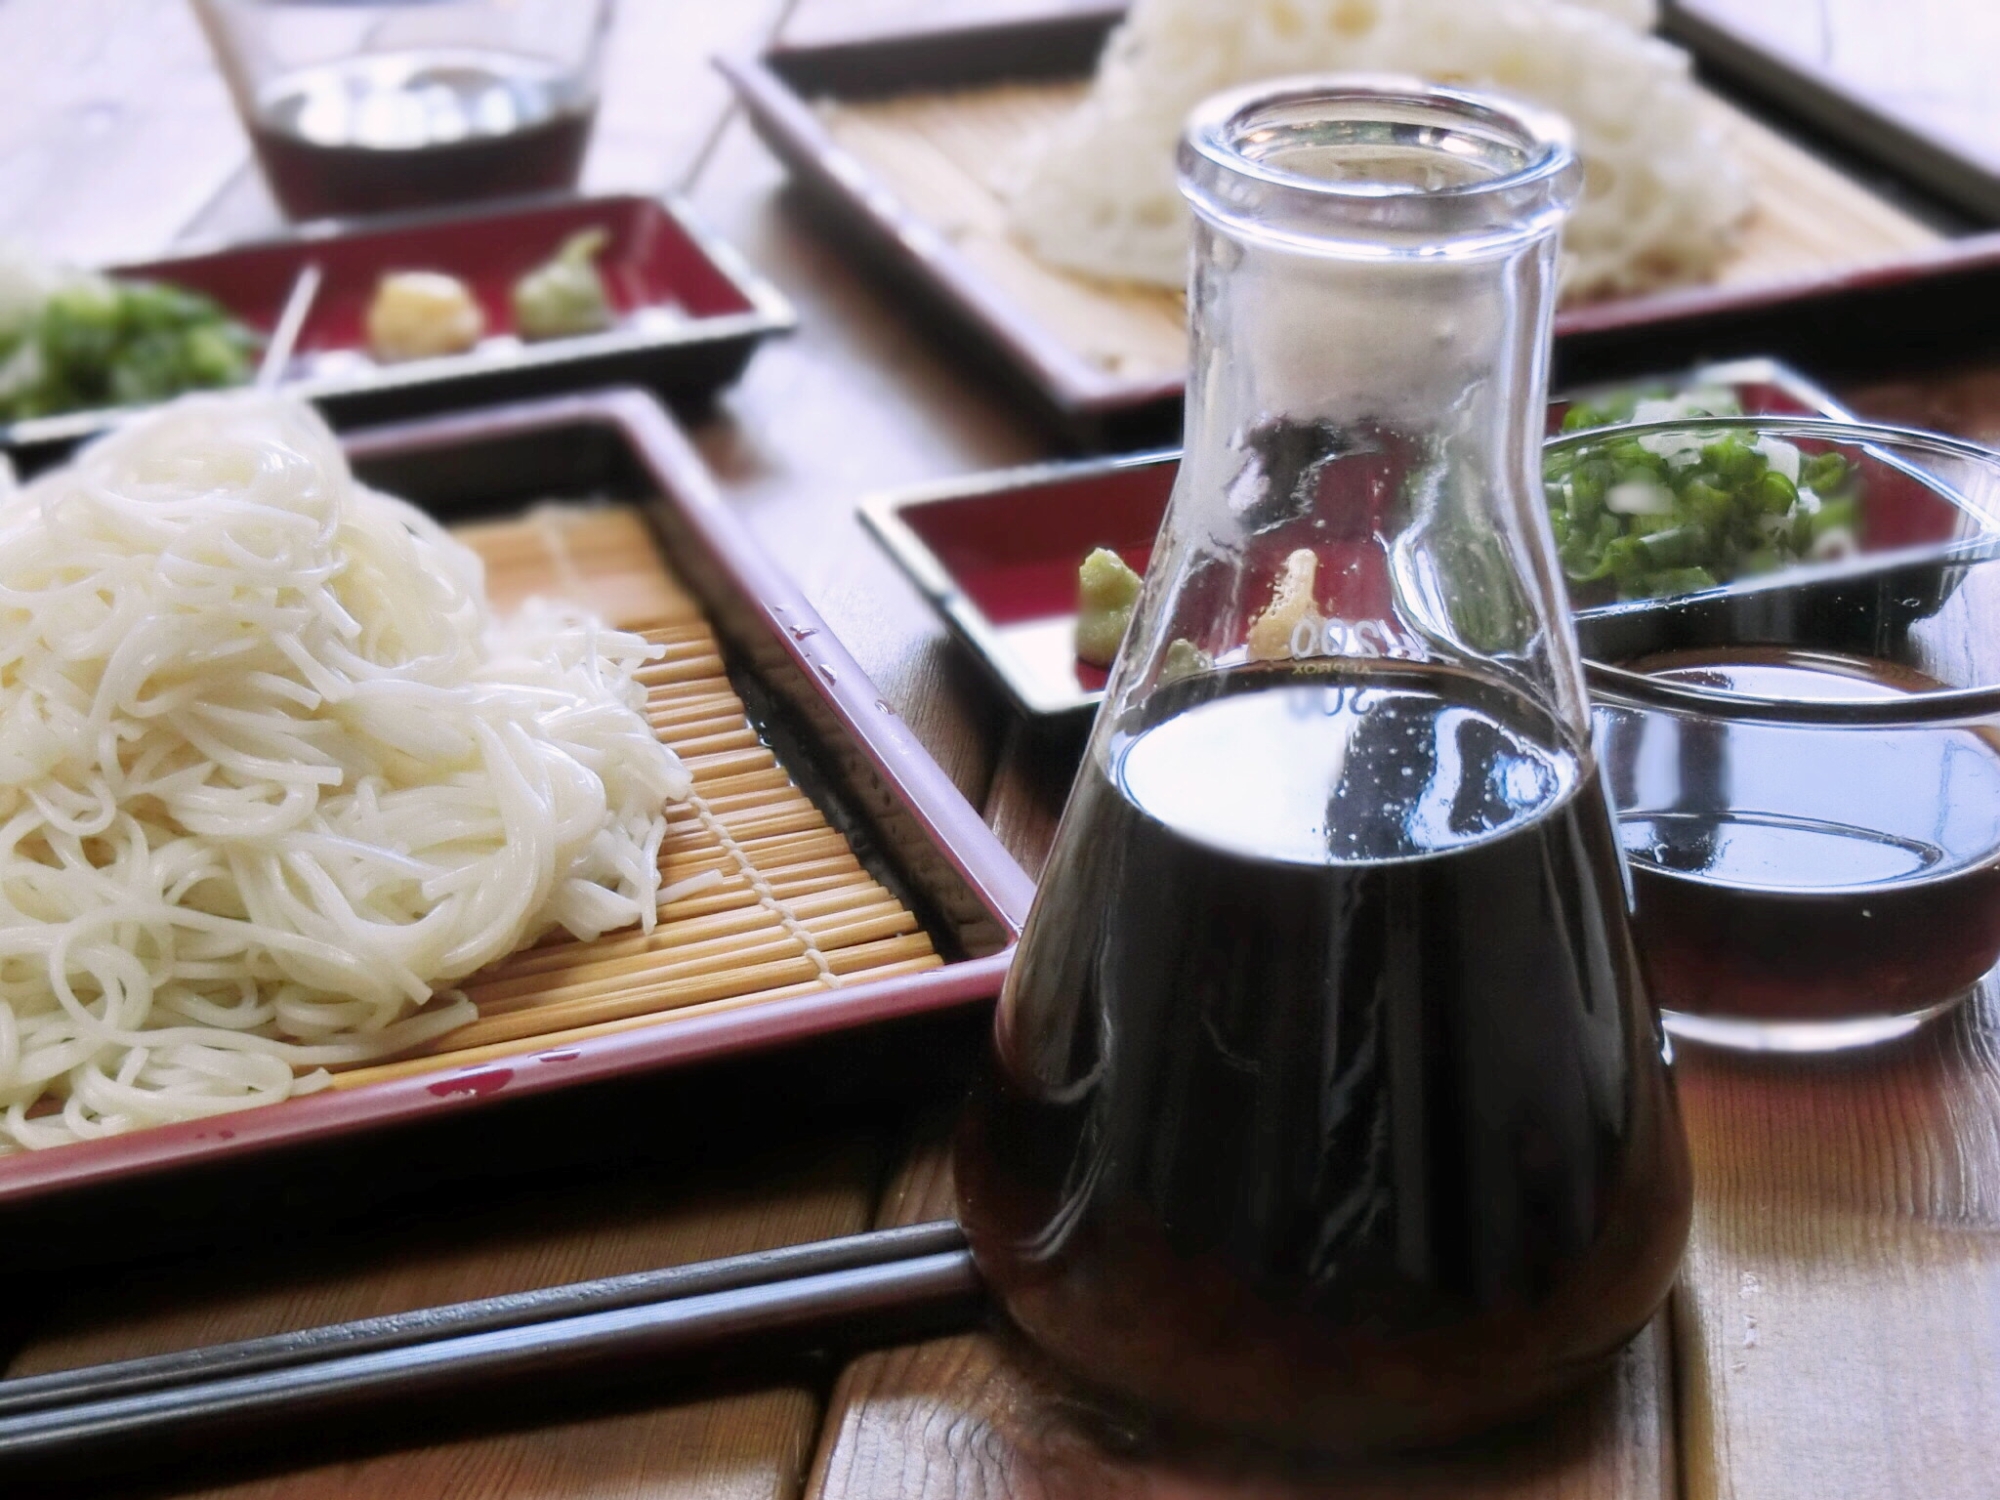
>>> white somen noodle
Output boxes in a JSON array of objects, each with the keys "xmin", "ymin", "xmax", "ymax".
[
  {"xmin": 0, "ymin": 394, "xmax": 690, "ymax": 1150},
  {"xmin": 1002, "ymin": 0, "xmax": 1751, "ymax": 302}
]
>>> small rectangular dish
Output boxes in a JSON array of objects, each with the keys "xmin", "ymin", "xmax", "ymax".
[
  {"xmin": 1, "ymin": 195, "xmax": 794, "ymax": 476},
  {"xmin": 860, "ymin": 359, "xmax": 1965, "ymax": 725}
]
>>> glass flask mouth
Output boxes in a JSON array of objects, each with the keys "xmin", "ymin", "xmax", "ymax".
[{"xmin": 1179, "ymin": 74, "xmax": 1581, "ymax": 257}]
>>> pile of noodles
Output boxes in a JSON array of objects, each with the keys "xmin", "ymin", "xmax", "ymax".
[
  {"xmin": 1003, "ymin": 0, "xmax": 1752, "ymax": 302},
  {"xmin": 0, "ymin": 394, "xmax": 690, "ymax": 1150}
]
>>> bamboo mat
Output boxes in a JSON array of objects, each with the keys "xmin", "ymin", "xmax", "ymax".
[
  {"xmin": 815, "ymin": 80, "xmax": 1943, "ymax": 385},
  {"xmin": 330, "ymin": 505, "xmax": 942, "ymax": 1089}
]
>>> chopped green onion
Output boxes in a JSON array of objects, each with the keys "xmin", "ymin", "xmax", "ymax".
[
  {"xmin": 0, "ymin": 273, "xmax": 257, "ymax": 422},
  {"xmin": 1544, "ymin": 410, "xmax": 1868, "ymax": 601},
  {"xmin": 1801, "ymin": 451, "xmax": 1852, "ymax": 494},
  {"xmin": 1750, "ymin": 470, "xmax": 1798, "ymax": 515}
]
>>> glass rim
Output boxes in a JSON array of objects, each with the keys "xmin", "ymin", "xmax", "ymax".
[
  {"xmin": 1177, "ymin": 73, "xmax": 1581, "ymax": 258},
  {"xmin": 1554, "ymin": 415, "xmax": 2000, "ymax": 724},
  {"xmin": 1184, "ymin": 74, "xmax": 1576, "ymax": 200},
  {"xmin": 1184, "ymin": 74, "xmax": 1576, "ymax": 201}
]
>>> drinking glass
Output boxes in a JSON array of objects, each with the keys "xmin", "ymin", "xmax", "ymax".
[
  {"xmin": 1570, "ymin": 417, "xmax": 2000, "ymax": 1052},
  {"xmin": 954, "ymin": 76, "xmax": 1692, "ymax": 1452},
  {"xmin": 192, "ymin": 0, "xmax": 612, "ymax": 221}
]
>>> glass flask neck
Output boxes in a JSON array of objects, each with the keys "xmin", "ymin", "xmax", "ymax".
[{"xmin": 1110, "ymin": 77, "xmax": 1588, "ymax": 742}]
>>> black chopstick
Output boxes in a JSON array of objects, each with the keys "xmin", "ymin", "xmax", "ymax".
[
  {"xmin": 0, "ymin": 1219, "xmax": 966, "ymax": 1420},
  {"xmin": 0, "ymin": 1239, "xmax": 981, "ymax": 1472}
]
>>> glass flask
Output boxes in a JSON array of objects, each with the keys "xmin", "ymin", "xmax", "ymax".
[{"xmin": 954, "ymin": 77, "xmax": 1693, "ymax": 1452}]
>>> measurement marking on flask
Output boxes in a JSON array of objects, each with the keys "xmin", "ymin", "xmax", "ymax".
[{"xmin": 1288, "ymin": 614, "xmax": 1432, "ymax": 663}]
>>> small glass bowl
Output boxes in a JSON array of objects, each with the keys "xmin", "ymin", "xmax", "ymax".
[
  {"xmin": 193, "ymin": 0, "xmax": 612, "ymax": 221},
  {"xmin": 1550, "ymin": 417, "xmax": 2000, "ymax": 1052}
]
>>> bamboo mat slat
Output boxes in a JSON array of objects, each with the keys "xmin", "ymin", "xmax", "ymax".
[
  {"xmin": 815, "ymin": 80, "xmax": 1943, "ymax": 386},
  {"xmin": 329, "ymin": 506, "xmax": 942, "ymax": 1090}
]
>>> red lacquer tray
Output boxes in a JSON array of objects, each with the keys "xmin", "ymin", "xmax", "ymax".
[
  {"xmin": 2, "ymin": 195, "xmax": 794, "ymax": 476},
  {"xmin": 862, "ymin": 359, "xmax": 1977, "ymax": 723},
  {"xmin": 1666, "ymin": 0, "xmax": 2000, "ymax": 222},
  {"xmin": 0, "ymin": 390, "xmax": 1032, "ymax": 1221},
  {"xmin": 723, "ymin": 7, "xmax": 1998, "ymax": 448}
]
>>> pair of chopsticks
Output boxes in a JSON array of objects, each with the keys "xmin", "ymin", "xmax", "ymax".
[{"xmin": 0, "ymin": 1219, "xmax": 979, "ymax": 1476}]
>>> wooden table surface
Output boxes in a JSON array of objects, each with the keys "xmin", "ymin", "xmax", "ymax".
[{"xmin": 3, "ymin": 3, "xmax": 1998, "ymax": 1497}]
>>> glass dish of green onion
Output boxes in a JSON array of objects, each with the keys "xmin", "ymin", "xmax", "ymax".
[{"xmin": 1546, "ymin": 389, "xmax": 1858, "ymax": 603}]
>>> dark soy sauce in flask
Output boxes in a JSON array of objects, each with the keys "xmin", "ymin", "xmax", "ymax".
[{"xmin": 955, "ymin": 79, "xmax": 1692, "ymax": 1452}]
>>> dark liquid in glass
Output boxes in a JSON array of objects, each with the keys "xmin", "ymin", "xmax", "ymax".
[
  {"xmin": 956, "ymin": 662, "xmax": 1691, "ymax": 1451},
  {"xmin": 247, "ymin": 52, "xmax": 594, "ymax": 220},
  {"xmin": 1601, "ymin": 647, "xmax": 2000, "ymax": 1025}
]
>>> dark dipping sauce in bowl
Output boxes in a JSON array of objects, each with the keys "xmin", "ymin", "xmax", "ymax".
[
  {"xmin": 1599, "ymin": 647, "xmax": 2000, "ymax": 1044},
  {"xmin": 248, "ymin": 51, "xmax": 595, "ymax": 220},
  {"xmin": 956, "ymin": 661, "xmax": 1691, "ymax": 1452}
]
